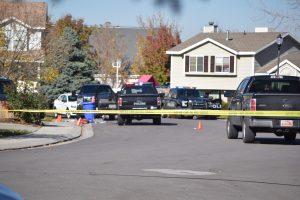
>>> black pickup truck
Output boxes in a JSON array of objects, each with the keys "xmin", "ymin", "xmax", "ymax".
[
  {"xmin": 117, "ymin": 82, "xmax": 162, "ymax": 125},
  {"xmin": 225, "ymin": 75, "xmax": 300, "ymax": 143},
  {"xmin": 77, "ymin": 84, "xmax": 117, "ymax": 119}
]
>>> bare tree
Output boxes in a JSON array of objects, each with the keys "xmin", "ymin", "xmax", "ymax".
[
  {"xmin": 89, "ymin": 24, "xmax": 129, "ymax": 87},
  {"xmin": 258, "ymin": 0, "xmax": 300, "ymax": 33}
]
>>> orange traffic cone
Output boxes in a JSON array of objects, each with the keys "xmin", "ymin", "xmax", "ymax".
[
  {"xmin": 76, "ymin": 117, "xmax": 82, "ymax": 126},
  {"xmin": 57, "ymin": 114, "xmax": 62, "ymax": 122},
  {"xmin": 196, "ymin": 120, "xmax": 203, "ymax": 130}
]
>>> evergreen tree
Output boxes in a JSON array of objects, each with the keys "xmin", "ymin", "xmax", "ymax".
[{"xmin": 41, "ymin": 27, "xmax": 96, "ymax": 106}]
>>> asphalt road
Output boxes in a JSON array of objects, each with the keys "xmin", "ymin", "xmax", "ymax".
[{"xmin": 0, "ymin": 118, "xmax": 299, "ymax": 200}]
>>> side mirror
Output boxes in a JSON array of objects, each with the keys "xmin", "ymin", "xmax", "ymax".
[
  {"xmin": 159, "ymin": 92, "xmax": 165, "ymax": 98},
  {"xmin": 224, "ymin": 90, "xmax": 235, "ymax": 97}
]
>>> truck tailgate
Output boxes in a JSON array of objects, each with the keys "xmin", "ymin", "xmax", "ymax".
[
  {"xmin": 120, "ymin": 94, "xmax": 158, "ymax": 109},
  {"xmin": 254, "ymin": 93, "xmax": 300, "ymax": 111}
]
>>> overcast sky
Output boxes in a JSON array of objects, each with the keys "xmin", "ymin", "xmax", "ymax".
[{"xmin": 33, "ymin": 0, "xmax": 299, "ymax": 41}]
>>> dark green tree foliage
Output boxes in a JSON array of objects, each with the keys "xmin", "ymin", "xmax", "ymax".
[
  {"xmin": 41, "ymin": 27, "xmax": 96, "ymax": 105},
  {"xmin": 6, "ymin": 84, "xmax": 47, "ymax": 124}
]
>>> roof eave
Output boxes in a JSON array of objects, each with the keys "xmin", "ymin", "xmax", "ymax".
[{"xmin": 0, "ymin": 17, "xmax": 46, "ymax": 30}]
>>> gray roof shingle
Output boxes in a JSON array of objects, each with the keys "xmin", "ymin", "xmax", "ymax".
[
  {"xmin": 167, "ymin": 32, "xmax": 288, "ymax": 54},
  {"xmin": 256, "ymin": 51, "xmax": 300, "ymax": 73}
]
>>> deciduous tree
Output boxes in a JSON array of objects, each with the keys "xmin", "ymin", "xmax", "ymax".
[
  {"xmin": 89, "ymin": 24, "xmax": 129, "ymax": 87},
  {"xmin": 132, "ymin": 14, "xmax": 181, "ymax": 85}
]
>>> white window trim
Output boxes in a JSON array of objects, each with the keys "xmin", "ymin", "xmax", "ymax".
[
  {"xmin": 188, "ymin": 55, "xmax": 204, "ymax": 73},
  {"xmin": 214, "ymin": 56, "xmax": 230, "ymax": 73},
  {"xmin": 185, "ymin": 55, "xmax": 237, "ymax": 76}
]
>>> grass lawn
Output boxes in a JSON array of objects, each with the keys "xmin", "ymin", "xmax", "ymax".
[{"xmin": 0, "ymin": 129, "xmax": 30, "ymax": 138}]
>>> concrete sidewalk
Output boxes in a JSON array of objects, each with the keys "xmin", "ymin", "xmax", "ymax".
[{"xmin": 0, "ymin": 121, "xmax": 87, "ymax": 151}]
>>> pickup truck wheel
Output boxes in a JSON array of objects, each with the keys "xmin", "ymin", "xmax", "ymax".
[
  {"xmin": 227, "ymin": 119, "xmax": 238, "ymax": 139},
  {"xmin": 117, "ymin": 115, "xmax": 125, "ymax": 126},
  {"xmin": 125, "ymin": 118, "xmax": 132, "ymax": 125},
  {"xmin": 284, "ymin": 132, "xmax": 296, "ymax": 142},
  {"xmin": 109, "ymin": 115, "xmax": 115, "ymax": 120},
  {"xmin": 153, "ymin": 118, "xmax": 161, "ymax": 125},
  {"xmin": 242, "ymin": 120, "xmax": 255, "ymax": 143}
]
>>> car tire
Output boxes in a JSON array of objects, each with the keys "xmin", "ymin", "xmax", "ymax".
[
  {"xmin": 227, "ymin": 118, "xmax": 239, "ymax": 139},
  {"xmin": 109, "ymin": 115, "xmax": 115, "ymax": 120},
  {"xmin": 117, "ymin": 115, "xmax": 125, "ymax": 126},
  {"xmin": 242, "ymin": 119, "xmax": 255, "ymax": 143},
  {"xmin": 226, "ymin": 118, "xmax": 239, "ymax": 139},
  {"xmin": 284, "ymin": 132, "xmax": 297, "ymax": 143},
  {"xmin": 125, "ymin": 118, "xmax": 132, "ymax": 125},
  {"xmin": 153, "ymin": 118, "xmax": 161, "ymax": 125},
  {"xmin": 54, "ymin": 107, "xmax": 58, "ymax": 118}
]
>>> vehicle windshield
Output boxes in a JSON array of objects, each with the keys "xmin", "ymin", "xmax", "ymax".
[
  {"xmin": 177, "ymin": 89, "xmax": 200, "ymax": 98},
  {"xmin": 80, "ymin": 85, "xmax": 112, "ymax": 94},
  {"xmin": 68, "ymin": 95, "xmax": 77, "ymax": 101},
  {"xmin": 122, "ymin": 86, "xmax": 157, "ymax": 95},
  {"xmin": 249, "ymin": 80, "xmax": 300, "ymax": 93}
]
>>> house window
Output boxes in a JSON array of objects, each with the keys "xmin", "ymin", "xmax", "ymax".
[
  {"xmin": 189, "ymin": 56, "xmax": 204, "ymax": 72},
  {"xmin": 4, "ymin": 23, "xmax": 27, "ymax": 51},
  {"xmin": 215, "ymin": 57, "xmax": 230, "ymax": 72}
]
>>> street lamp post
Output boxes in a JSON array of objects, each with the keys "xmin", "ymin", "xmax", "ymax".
[
  {"xmin": 112, "ymin": 59, "xmax": 121, "ymax": 89},
  {"xmin": 276, "ymin": 34, "xmax": 283, "ymax": 76}
]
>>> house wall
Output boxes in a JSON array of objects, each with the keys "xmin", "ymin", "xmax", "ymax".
[
  {"xmin": 29, "ymin": 31, "xmax": 42, "ymax": 50},
  {"xmin": 170, "ymin": 42, "xmax": 253, "ymax": 90},
  {"xmin": 279, "ymin": 63, "xmax": 300, "ymax": 76},
  {"xmin": 2, "ymin": 21, "xmax": 42, "ymax": 51}
]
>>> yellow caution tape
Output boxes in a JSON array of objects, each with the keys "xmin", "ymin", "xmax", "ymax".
[{"xmin": 1, "ymin": 109, "xmax": 300, "ymax": 117}]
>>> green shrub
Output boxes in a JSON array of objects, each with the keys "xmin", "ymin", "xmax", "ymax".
[
  {"xmin": 222, "ymin": 100, "xmax": 229, "ymax": 110},
  {"xmin": 6, "ymin": 83, "xmax": 47, "ymax": 124}
]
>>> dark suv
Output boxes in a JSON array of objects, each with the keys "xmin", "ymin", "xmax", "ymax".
[
  {"xmin": 162, "ymin": 87, "xmax": 209, "ymax": 119},
  {"xmin": 77, "ymin": 84, "xmax": 117, "ymax": 119},
  {"xmin": 162, "ymin": 87, "xmax": 208, "ymax": 110}
]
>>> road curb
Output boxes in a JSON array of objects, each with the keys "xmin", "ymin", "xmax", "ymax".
[{"xmin": 0, "ymin": 123, "xmax": 84, "ymax": 152}]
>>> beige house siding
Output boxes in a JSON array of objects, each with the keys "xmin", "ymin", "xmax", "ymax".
[
  {"xmin": 280, "ymin": 63, "xmax": 300, "ymax": 76},
  {"xmin": 170, "ymin": 42, "xmax": 253, "ymax": 90}
]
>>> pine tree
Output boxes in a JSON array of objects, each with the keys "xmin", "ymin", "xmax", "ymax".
[{"xmin": 41, "ymin": 27, "xmax": 96, "ymax": 106}]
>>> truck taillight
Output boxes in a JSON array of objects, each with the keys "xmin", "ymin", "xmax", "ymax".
[
  {"xmin": 118, "ymin": 97, "xmax": 123, "ymax": 107},
  {"xmin": 250, "ymin": 98, "xmax": 256, "ymax": 111},
  {"xmin": 157, "ymin": 97, "xmax": 161, "ymax": 107}
]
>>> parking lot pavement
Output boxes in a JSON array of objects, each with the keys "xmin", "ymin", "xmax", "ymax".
[{"xmin": 0, "ymin": 121, "xmax": 83, "ymax": 151}]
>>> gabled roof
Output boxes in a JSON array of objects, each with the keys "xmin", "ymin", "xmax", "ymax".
[
  {"xmin": 0, "ymin": 2, "xmax": 47, "ymax": 29},
  {"xmin": 89, "ymin": 26, "xmax": 147, "ymax": 63},
  {"xmin": 256, "ymin": 51, "xmax": 300, "ymax": 73},
  {"xmin": 167, "ymin": 32, "xmax": 292, "ymax": 55}
]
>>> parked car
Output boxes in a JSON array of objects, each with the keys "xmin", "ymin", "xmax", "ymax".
[
  {"xmin": 225, "ymin": 75, "xmax": 300, "ymax": 143},
  {"xmin": 53, "ymin": 93, "xmax": 78, "ymax": 119},
  {"xmin": 197, "ymin": 89, "xmax": 222, "ymax": 110},
  {"xmin": 77, "ymin": 84, "xmax": 117, "ymax": 120},
  {"xmin": 0, "ymin": 77, "xmax": 13, "ymax": 101},
  {"xmin": 117, "ymin": 82, "xmax": 163, "ymax": 125},
  {"xmin": 162, "ymin": 87, "xmax": 209, "ymax": 118}
]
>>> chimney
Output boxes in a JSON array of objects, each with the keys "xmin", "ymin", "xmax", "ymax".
[
  {"xmin": 255, "ymin": 27, "xmax": 274, "ymax": 32},
  {"xmin": 203, "ymin": 22, "xmax": 218, "ymax": 33}
]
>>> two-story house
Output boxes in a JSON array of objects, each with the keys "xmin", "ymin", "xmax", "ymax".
[
  {"xmin": 166, "ymin": 24, "xmax": 300, "ymax": 95},
  {"xmin": 0, "ymin": 1, "xmax": 47, "ymax": 82}
]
